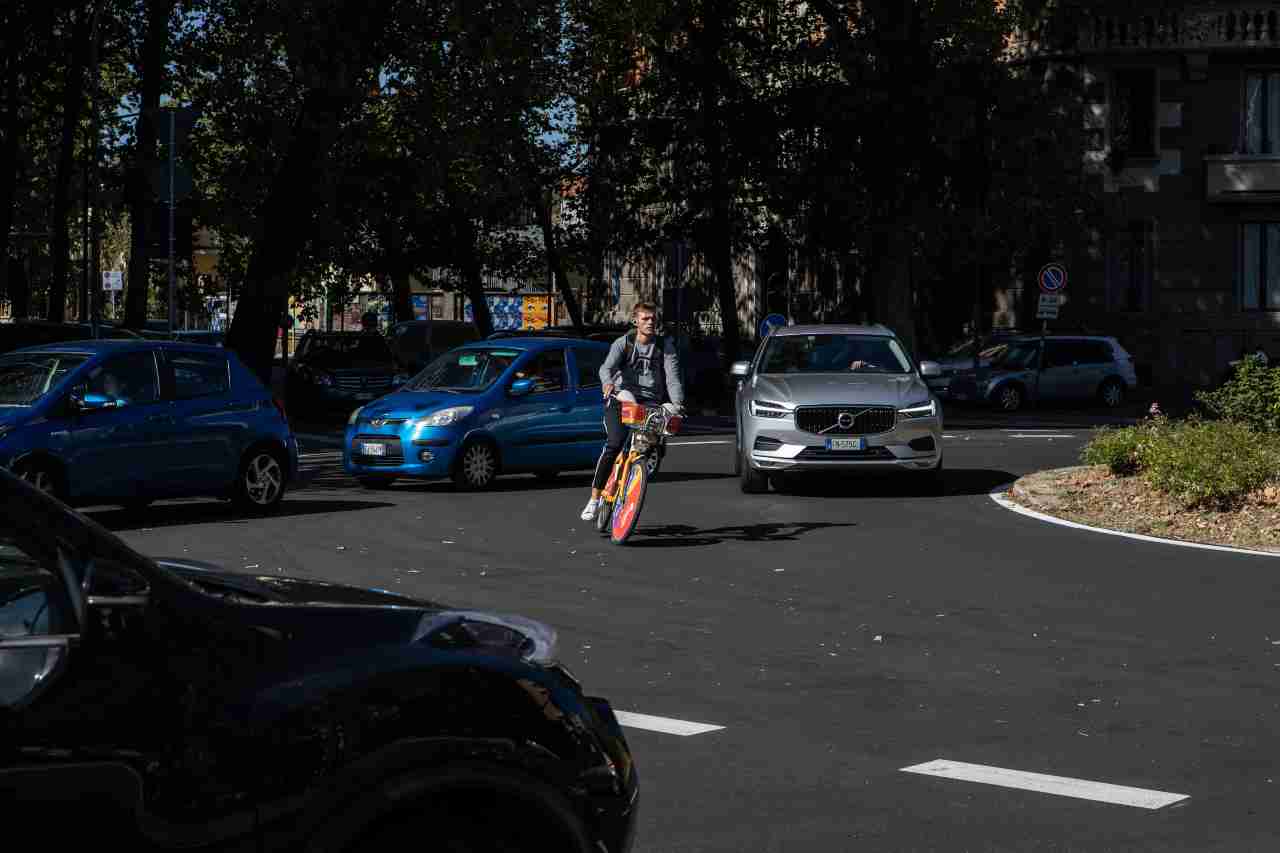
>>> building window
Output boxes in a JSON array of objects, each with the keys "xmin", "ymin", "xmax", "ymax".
[
  {"xmin": 1109, "ymin": 220, "xmax": 1154, "ymax": 312},
  {"xmin": 1110, "ymin": 69, "xmax": 1158, "ymax": 162},
  {"xmin": 430, "ymin": 293, "xmax": 444, "ymax": 319},
  {"xmin": 1241, "ymin": 223, "xmax": 1280, "ymax": 311},
  {"xmin": 1243, "ymin": 72, "xmax": 1280, "ymax": 154}
]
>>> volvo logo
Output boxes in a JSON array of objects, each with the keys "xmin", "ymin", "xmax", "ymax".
[
  {"xmin": 370, "ymin": 418, "xmax": 386, "ymax": 428},
  {"xmin": 837, "ymin": 411, "xmax": 856, "ymax": 429}
]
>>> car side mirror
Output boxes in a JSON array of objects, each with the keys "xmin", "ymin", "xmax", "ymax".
[
  {"xmin": 919, "ymin": 360, "xmax": 943, "ymax": 378},
  {"xmin": 508, "ymin": 378, "xmax": 535, "ymax": 397},
  {"xmin": 730, "ymin": 361, "xmax": 751, "ymax": 377},
  {"xmin": 0, "ymin": 645, "xmax": 67, "ymax": 708}
]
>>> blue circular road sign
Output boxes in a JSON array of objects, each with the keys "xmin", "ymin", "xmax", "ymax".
[
  {"xmin": 1038, "ymin": 263, "xmax": 1067, "ymax": 294},
  {"xmin": 759, "ymin": 313, "xmax": 787, "ymax": 338}
]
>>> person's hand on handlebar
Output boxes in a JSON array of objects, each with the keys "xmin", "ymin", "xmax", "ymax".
[{"xmin": 603, "ymin": 382, "xmax": 615, "ymax": 399}]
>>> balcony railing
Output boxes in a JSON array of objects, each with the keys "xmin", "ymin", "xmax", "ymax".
[
  {"xmin": 1205, "ymin": 155, "xmax": 1280, "ymax": 202},
  {"xmin": 1012, "ymin": 6, "xmax": 1280, "ymax": 56}
]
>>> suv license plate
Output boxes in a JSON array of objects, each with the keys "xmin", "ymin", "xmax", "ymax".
[
  {"xmin": 827, "ymin": 437, "xmax": 865, "ymax": 451},
  {"xmin": 360, "ymin": 442, "xmax": 386, "ymax": 456}
]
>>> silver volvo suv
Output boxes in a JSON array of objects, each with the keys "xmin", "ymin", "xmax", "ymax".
[{"xmin": 731, "ymin": 324, "xmax": 945, "ymax": 493}]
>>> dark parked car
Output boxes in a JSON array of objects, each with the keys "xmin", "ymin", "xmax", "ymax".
[
  {"xmin": 0, "ymin": 339, "xmax": 298, "ymax": 512},
  {"xmin": 287, "ymin": 330, "xmax": 406, "ymax": 416},
  {"xmin": 486, "ymin": 324, "xmax": 628, "ymax": 344},
  {"xmin": 946, "ymin": 335, "xmax": 1140, "ymax": 412},
  {"xmin": 387, "ymin": 320, "xmax": 480, "ymax": 374},
  {"xmin": 0, "ymin": 319, "xmax": 139, "ymax": 354},
  {"xmin": 0, "ymin": 468, "xmax": 639, "ymax": 850},
  {"xmin": 173, "ymin": 329, "xmax": 225, "ymax": 347},
  {"xmin": 924, "ymin": 328, "xmax": 1026, "ymax": 399}
]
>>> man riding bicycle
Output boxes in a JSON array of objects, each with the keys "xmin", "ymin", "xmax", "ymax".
[{"xmin": 580, "ymin": 302, "xmax": 685, "ymax": 521}]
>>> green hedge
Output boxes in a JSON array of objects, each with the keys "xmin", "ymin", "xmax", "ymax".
[
  {"xmin": 1195, "ymin": 357, "xmax": 1280, "ymax": 433},
  {"xmin": 1080, "ymin": 416, "xmax": 1280, "ymax": 508}
]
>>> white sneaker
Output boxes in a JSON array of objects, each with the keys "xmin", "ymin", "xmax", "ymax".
[{"xmin": 580, "ymin": 498, "xmax": 600, "ymax": 521}]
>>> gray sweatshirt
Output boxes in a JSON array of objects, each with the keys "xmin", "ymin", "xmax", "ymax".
[{"xmin": 599, "ymin": 334, "xmax": 684, "ymax": 407}]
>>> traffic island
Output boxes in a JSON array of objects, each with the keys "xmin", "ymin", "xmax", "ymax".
[{"xmin": 1003, "ymin": 464, "xmax": 1280, "ymax": 554}]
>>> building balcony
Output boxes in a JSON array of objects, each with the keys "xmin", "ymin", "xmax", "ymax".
[
  {"xmin": 1012, "ymin": 5, "xmax": 1279, "ymax": 58},
  {"xmin": 1205, "ymin": 155, "xmax": 1280, "ymax": 203}
]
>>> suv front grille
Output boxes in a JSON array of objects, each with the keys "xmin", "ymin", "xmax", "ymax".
[
  {"xmin": 795, "ymin": 406, "xmax": 896, "ymax": 436},
  {"xmin": 351, "ymin": 434, "xmax": 405, "ymax": 466},
  {"xmin": 797, "ymin": 446, "xmax": 895, "ymax": 461}
]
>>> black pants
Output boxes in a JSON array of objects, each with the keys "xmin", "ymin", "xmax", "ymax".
[{"xmin": 592, "ymin": 399, "xmax": 627, "ymax": 489}]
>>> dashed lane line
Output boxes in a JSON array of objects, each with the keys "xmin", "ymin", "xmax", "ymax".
[
  {"xmin": 614, "ymin": 711, "xmax": 725, "ymax": 737},
  {"xmin": 901, "ymin": 759, "xmax": 1189, "ymax": 810}
]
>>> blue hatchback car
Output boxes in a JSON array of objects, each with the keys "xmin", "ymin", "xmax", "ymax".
[
  {"xmin": 0, "ymin": 340, "xmax": 299, "ymax": 512},
  {"xmin": 344, "ymin": 337, "xmax": 612, "ymax": 489}
]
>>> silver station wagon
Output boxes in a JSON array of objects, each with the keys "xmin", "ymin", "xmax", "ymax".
[{"xmin": 731, "ymin": 324, "xmax": 945, "ymax": 493}]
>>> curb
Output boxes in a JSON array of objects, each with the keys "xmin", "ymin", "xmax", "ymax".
[{"xmin": 988, "ymin": 480, "xmax": 1280, "ymax": 560}]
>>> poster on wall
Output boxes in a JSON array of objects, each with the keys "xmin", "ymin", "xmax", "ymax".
[
  {"xmin": 523, "ymin": 295, "xmax": 550, "ymax": 329},
  {"xmin": 411, "ymin": 294, "xmax": 429, "ymax": 320},
  {"xmin": 463, "ymin": 296, "xmax": 524, "ymax": 330}
]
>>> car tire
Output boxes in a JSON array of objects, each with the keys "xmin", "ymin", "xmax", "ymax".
[
  {"xmin": 357, "ymin": 477, "xmax": 396, "ymax": 490},
  {"xmin": 453, "ymin": 441, "xmax": 499, "ymax": 490},
  {"xmin": 733, "ymin": 432, "xmax": 743, "ymax": 476},
  {"xmin": 13, "ymin": 458, "xmax": 65, "ymax": 502},
  {"xmin": 232, "ymin": 447, "xmax": 287, "ymax": 514},
  {"xmin": 740, "ymin": 448, "xmax": 769, "ymax": 494},
  {"xmin": 993, "ymin": 383, "xmax": 1023, "ymax": 413},
  {"xmin": 1098, "ymin": 378, "xmax": 1126, "ymax": 409}
]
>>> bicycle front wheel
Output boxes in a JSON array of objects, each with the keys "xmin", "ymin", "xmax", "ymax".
[{"xmin": 609, "ymin": 460, "xmax": 649, "ymax": 545}]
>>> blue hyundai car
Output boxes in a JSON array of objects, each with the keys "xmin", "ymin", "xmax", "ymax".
[
  {"xmin": 0, "ymin": 340, "xmax": 299, "ymax": 513},
  {"xmin": 344, "ymin": 337, "xmax": 612, "ymax": 489}
]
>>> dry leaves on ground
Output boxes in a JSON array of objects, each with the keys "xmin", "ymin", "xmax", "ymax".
[{"xmin": 1009, "ymin": 465, "xmax": 1280, "ymax": 553}]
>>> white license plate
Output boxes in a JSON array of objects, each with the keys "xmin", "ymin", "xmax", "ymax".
[
  {"xmin": 827, "ymin": 437, "xmax": 865, "ymax": 451},
  {"xmin": 360, "ymin": 442, "xmax": 386, "ymax": 456}
]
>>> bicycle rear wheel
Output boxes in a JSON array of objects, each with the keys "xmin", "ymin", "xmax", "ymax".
[{"xmin": 610, "ymin": 460, "xmax": 649, "ymax": 545}]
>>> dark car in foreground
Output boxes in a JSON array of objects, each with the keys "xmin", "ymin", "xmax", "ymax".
[
  {"xmin": 286, "ymin": 330, "xmax": 406, "ymax": 417},
  {"xmin": 0, "ymin": 469, "xmax": 638, "ymax": 851},
  {"xmin": 0, "ymin": 319, "xmax": 139, "ymax": 354},
  {"xmin": 387, "ymin": 319, "xmax": 480, "ymax": 374},
  {"xmin": 0, "ymin": 340, "xmax": 297, "ymax": 513}
]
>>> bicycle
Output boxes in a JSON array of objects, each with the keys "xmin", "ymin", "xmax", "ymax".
[{"xmin": 593, "ymin": 392, "xmax": 683, "ymax": 545}]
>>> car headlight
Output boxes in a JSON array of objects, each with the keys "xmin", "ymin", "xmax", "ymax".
[
  {"xmin": 749, "ymin": 399, "xmax": 790, "ymax": 419},
  {"xmin": 417, "ymin": 406, "xmax": 475, "ymax": 427},
  {"xmin": 897, "ymin": 399, "xmax": 937, "ymax": 420},
  {"xmin": 348, "ymin": 406, "xmax": 363, "ymax": 426}
]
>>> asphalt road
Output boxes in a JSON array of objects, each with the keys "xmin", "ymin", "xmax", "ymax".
[{"xmin": 99, "ymin": 427, "xmax": 1280, "ymax": 852}]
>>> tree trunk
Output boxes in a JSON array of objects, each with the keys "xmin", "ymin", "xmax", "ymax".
[
  {"xmin": 125, "ymin": 0, "xmax": 174, "ymax": 329},
  {"xmin": 229, "ymin": 88, "xmax": 351, "ymax": 385},
  {"xmin": 454, "ymin": 213, "xmax": 493, "ymax": 337},
  {"xmin": 0, "ymin": 50, "xmax": 20, "ymax": 312},
  {"xmin": 537, "ymin": 190, "xmax": 582, "ymax": 332},
  {"xmin": 699, "ymin": 12, "xmax": 741, "ymax": 370},
  {"xmin": 8, "ymin": 257, "xmax": 29, "ymax": 319},
  {"xmin": 48, "ymin": 8, "xmax": 90, "ymax": 323},
  {"xmin": 387, "ymin": 219, "xmax": 413, "ymax": 322}
]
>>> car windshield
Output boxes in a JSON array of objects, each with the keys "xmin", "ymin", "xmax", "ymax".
[
  {"xmin": 408, "ymin": 348, "xmax": 522, "ymax": 392},
  {"xmin": 991, "ymin": 341, "xmax": 1041, "ymax": 369},
  {"xmin": 303, "ymin": 334, "xmax": 393, "ymax": 367},
  {"xmin": 0, "ymin": 353, "xmax": 89, "ymax": 406},
  {"xmin": 759, "ymin": 334, "xmax": 913, "ymax": 375}
]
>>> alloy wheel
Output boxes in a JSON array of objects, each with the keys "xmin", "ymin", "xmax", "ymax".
[
  {"xmin": 244, "ymin": 452, "xmax": 283, "ymax": 505},
  {"xmin": 997, "ymin": 385, "xmax": 1022, "ymax": 412},
  {"xmin": 19, "ymin": 465, "xmax": 56, "ymax": 496},
  {"xmin": 459, "ymin": 443, "xmax": 497, "ymax": 489}
]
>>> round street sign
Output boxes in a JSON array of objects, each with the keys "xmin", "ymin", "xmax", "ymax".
[
  {"xmin": 759, "ymin": 313, "xmax": 787, "ymax": 338},
  {"xmin": 1038, "ymin": 263, "xmax": 1067, "ymax": 294}
]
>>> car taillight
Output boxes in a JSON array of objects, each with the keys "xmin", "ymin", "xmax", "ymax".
[{"xmin": 271, "ymin": 396, "xmax": 288, "ymax": 423}]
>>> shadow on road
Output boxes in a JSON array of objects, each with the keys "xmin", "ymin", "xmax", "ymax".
[
  {"xmin": 771, "ymin": 468, "xmax": 1016, "ymax": 499},
  {"xmin": 84, "ymin": 498, "xmax": 396, "ymax": 532},
  {"xmin": 627, "ymin": 521, "xmax": 856, "ymax": 548}
]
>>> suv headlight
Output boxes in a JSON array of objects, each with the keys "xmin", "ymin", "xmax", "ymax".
[
  {"xmin": 417, "ymin": 406, "xmax": 474, "ymax": 427},
  {"xmin": 897, "ymin": 399, "xmax": 937, "ymax": 420},
  {"xmin": 749, "ymin": 399, "xmax": 790, "ymax": 419}
]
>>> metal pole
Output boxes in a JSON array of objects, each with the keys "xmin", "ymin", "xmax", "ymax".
[
  {"xmin": 167, "ymin": 107, "xmax": 176, "ymax": 335},
  {"xmin": 84, "ymin": 1, "xmax": 102, "ymax": 331}
]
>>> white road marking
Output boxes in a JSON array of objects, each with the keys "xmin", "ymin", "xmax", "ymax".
[
  {"xmin": 614, "ymin": 711, "xmax": 724, "ymax": 736},
  {"xmin": 999, "ymin": 428, "xmax": 1079, "ymax": 432},
  {"xmin": 989, "ymin": 486, "xmax": 1280, "ymax": 559},
  {"xmin": 901, "ymin": 759, "xmax": 1189, "ymax": 810},
  {"xmin": 667, "ymin": 439, "xmax": 732, "ymax": 446},
  {"xmin": 1007, "ymin": 433, "xmax": 1074, "ymax": 438}
]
